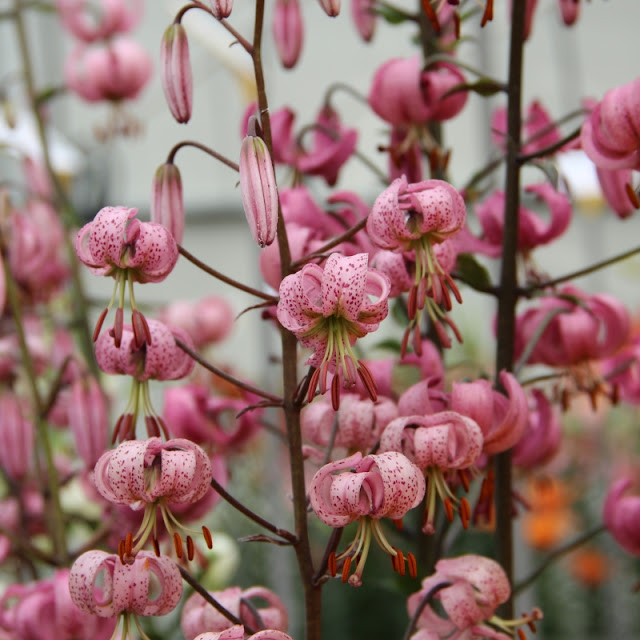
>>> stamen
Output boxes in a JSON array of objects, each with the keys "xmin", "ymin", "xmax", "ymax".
[
  {"xmin": 407, "ymin": 552, "xmax": 417, "ymax": 579},
  {"xmin": 174, "ymin": 532, "xmax": 183, "ymax": 559},
  {"xmin": 396, "ymin": 549, "xmax": 406, "ymax": 576},
  {"xmin": 341, "ymin": 556, "xmax": 352, "ymax": 583},
  {"xmin": 114, "ymin": 307, "xmax": 124, "ymax": 348},
  {"xmin": 328, "ymin": 551, "xmax": 337, "ymax": 577},
  {"xmin": 393, "ymin": 518, "xmax": 404, "ymax": 532},
  {"xmin": 145, "ymin": 415, "xmax": 161, "ymax": 438},
  {"xmin": 460, "ymin": 497, "xmax": 471, "ymax": 529},
  {"xmin": 357, "ymin": 361, "xmax": 377, "ymax": 403},
  {"xmin": 331, "ymin": 373, "xmax": 341, "ymax": 411},
  {"xmin": 118, "ymin": 540, "xmax": 126, "ymax": 565},
  {"xmin": 308, "ymin": 368, "xmax": 320, "ymax": 404},
  {"xmin": 187, "ymin": 535, "xmax": 195, "ymax": 561},
  {"xmin": 391, "ymin": 553, "xmax": 398, "ymax": 573},
  {"xmin": 202, "ymin": 525, "xmax": 213, "ymax": 549},
  {"xmin": 459, "ymin": 469, "xmax": 470, "ymax": 492},
  {"xmin": 132, "ymin": 309, "xmax": 152, "ymax": 348},
  {"xmin": 443, "ymin": 497, "xmax": 454, "ymax": 522},
  {"xmin": 453, "ymin": 10, "xmax": 461, "ymax": 39},
  {"xmin": 93, "ymin": 308, "xmax": 108, "ymax": 342},
  {"xmin": 125, "ymin": 532, "xmax": 133, "ymax": 556},
  {"xmin": 481, "ymin": 0, "xmax": 493, "ymax": 26},
  {"xmin": 421, "ymin": 0, "xmax": 441, "ymax": 33},
  {"xmin": 517, "ymin": 629, "xmax": 526, "ymax": 640},
  {"xmin": 152, "ymin": 537, "xmax": 160, "ymax": 557}
]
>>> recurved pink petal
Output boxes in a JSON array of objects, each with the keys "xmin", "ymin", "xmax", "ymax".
[
  {"xmin": 603, "ymin": 478, "xmax": 640, "ymax": 556},
  {"xmin": 321, "ymin": 253, "xmax": 368, "ymax": 321}
]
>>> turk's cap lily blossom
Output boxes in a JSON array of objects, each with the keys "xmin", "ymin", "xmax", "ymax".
[
  {"xmin": 581, "ymin": 77, "xmax": 640, "ymax": 171},
  {"xmin": 160, "ymin": 23, "xmax": 193, "ymax": 124},
  {"xmin": 209, "ymin": 0, "xmax": 233, "ymax": 18},
  {"xmin": 69, "ymin": 550, "xmax": 182, "ymax": 617},
  {"xmin": 273, "ymin": 0, "xmax": 304, "ymax": 69},
  {"xmin": 0, "ymin": 391, "xmax": 34, "ymax": 481},
  {"xmin": 318, "ymin": 0, "xmax": 340, "ymax": 16},
  {"xmin": 64, "ymin": 37, "xmax": 152, "ymax": 103},
  {"xmin": 95, "ymin": 320, "xmax": 195, "ymax": 382},
  {"xmin": 93, "ymin": 437, "xmax": 212, "ymax": 507},
  {"xmin": 309, "ymin": 451, "xmax": 425, "ymax": 527},
  {"xmin": 182, "ymin": 586, "xmax": 289, "ymax": 639},
  {"xmin": 451, "ymin": 371, "xmax": 529, "ymax": 455},
  {"xmin": 603, "ymin": 477, "xmax": 640, "ymax": 556},
  {"xmin": 56, "ymin": 0, "xmax": 143, "ymax": 43},
  {"xmin": 239, "ymin": 119, "xmax": 279, "ymax": 248},
  {"xmin": 351, "ymin": 0, "xmax": 376, "ymax": 41},
  {"xmin": 397, "ymin": 376, "xmax": 448, "ymax": 416},
  {"xmin": 302, "ymin": 393, "xmax": 398, "ymax": 451},
  {"xmin": 76, "ymin": 206, "xmax": 178, "ymax": 283},
  {"xmin": 151, "ymin": 161, "xmax": 185, "ymax": 243}
]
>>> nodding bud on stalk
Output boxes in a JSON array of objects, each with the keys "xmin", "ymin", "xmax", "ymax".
[
  {"xmin": 318, "ymin": 0, "xmax": 340, "ymax": 16},
  {"xmin": 160, "ymin": 23, "xmax": 192, "ymax": 124},
  {"xmin": 209, "ymin": 0, "xmax": 233, "ymax": 19},
  {"xmin": 273, "ymin": 0, "xmax": 304, "ymax": 70},
  {"xmin": 151, "ymin": 162, "xmax": 184, "ymax": 244},
  {"xmin": 239, "ymin": 117, "xmax": 278, "ymax": 248}
]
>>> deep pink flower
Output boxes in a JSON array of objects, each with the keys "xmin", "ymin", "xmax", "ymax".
[
  {"xmin": 309, "ymin": 451, "xmax": 425, "ymax": 585},
  {"xmin": 276, "ymin": 253, "xmax": 390, "ymax": 408},
  {"xmin": 151, "ymin": 162, "xmax": 185, "ymax": 243},
  {"xmin": 56, "ymin": 0, "xmax": 143, "ymax": 42},
  {"xmin": 64, "ymin": 37, "xmax": 152, "ymax": 103},
  {"xmin": 273, "ymin": 0, "xmax": 304, "ymax": 69},
  {"xmin": 603, "ymin": 477, "xmax": 640, "ymax": 556},
  {"xmin": 160, "ymin": 23, "xmax": 193, "ymax": 124},
  {"xmin": 380, "ymin": 411, "xmax": 482, "ymax": 532},
  {"xmin": 181, "ymin": 586, "xmax": 288, "ymax": 640},
  {"xmin": 451, "ymin": 371, "xmax": 529, "ymax": 456},
  {"xmin": 69, "ymin": 550, "xmax": 182, "ymax": 621},
  {"xmin": 602, "ymin": 329, "xmax": 640, "ymax": 404}
]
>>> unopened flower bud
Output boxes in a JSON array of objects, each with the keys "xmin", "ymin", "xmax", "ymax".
[
  {"xmin": 0, "ymin": 391, "xmax": 34, "ymax": 480},
  {"xmin": 161, "ymin": 23, "xmax": 192, "ymax": 124},
  {"xmin": 239, "ymin": 120, "xmax": 278, "ymax": 248},
  {"xmin": 273, "ymin": 0, "xmax": 304, "ymax": 70},
  {"xmin": 151, "ymin": 162, "xmax": 184, "ymax": 243},
  {"xmin": 210, "ymin": 0, "xmax": 233, "ymax": 19},
  {"xmin": 68, "ymin": 377, "xmax": 109, "ymax": 469},
  {"xmin": 351, "ymin": 0, "xmax": 376, "ymax": 41},
  {"xmin": 318, "ymin": 0, "xmax": 340, "ymax": 16}
]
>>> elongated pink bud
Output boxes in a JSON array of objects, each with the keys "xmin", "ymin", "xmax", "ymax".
[
  {"xmin": 0, "ymin": 391, "xmax": 34, "ymax": 480},
  {"xmin": 68, "ymin": 377, "xmax": 109, "ymax": 468},
  {"xmin": 209, "ymin": 0, "xmax": 233, "ymax": 19},
  {"xmin": 151, "ymin": 162, "xmax": 185, "ymax": 243},
  {"xmin": 273, "ymin": 0, "xmax": 304, "ymax": 69},
  {"xmin": 160, "ymin": 23, "xmax": 192, "ymax": 124},
  {"xmin": 239, "ymin": 119, "xmax": 278, "ymax": 248},
  {"xmin": 318, "ymin": 0, "xmax": 340, "ymax": 16},
  {"xmin": 351, "ymin": 0, "xmax": 376, "ymax": 41}
]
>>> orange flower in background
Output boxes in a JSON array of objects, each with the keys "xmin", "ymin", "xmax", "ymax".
[{"xmin": 568, "ymin": 548, "xmax": 610, "ymax": 587}]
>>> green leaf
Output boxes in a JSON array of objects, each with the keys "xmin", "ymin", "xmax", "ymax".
[
  {"xmin": 455, "ymin": 253, "xmax": 493, "ymax": 291},
  {"xmin": 375, "ymin": 5, "xmax": 413, "ymax": 25}
]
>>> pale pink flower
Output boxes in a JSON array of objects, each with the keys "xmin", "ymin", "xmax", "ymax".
[
  {"xmin": 151, "ymin": 162, "xmax": 185, "ymax": 243},
  {"xmin": 56, "ymin": 0, "xmax": 143, "ymax": 42},
  {"xmin": 69, "ymin": 550, "xmax": 182, "ymax": 617},
  {"xmin": 309, "ymin": 451, "xmax": 425, "ymax": 585},
  {"xmin": 64, "ymin": 37, "xmax": 152, "ymax": 103},
  {"xmin": 451, "ymin": 371, "xmax": 529, "ymax": 456},
  {"xmin": 194, "ymin": 629, "xmax": 294, "ymax": 640},
  {"xmin": 181, "ymin": 586, "xmax": 288, "ymax": 640},
  {"xmin": 351, "ymin": 0, "xmax": 376, "ymax": 41},
  {"xmin": 380, "ymin": 411, "xmax": 483, "ymax": 532},
  {"xmin": 276, "ymin": 253, "xmax": 390, "ymax": 408},
  {"xmin": 273, "ymin": 0, "xmax": 304, "ymax": 69},
  {"xmin": 210, "ymin": 0, "xmax": 233, "ymax": 19},
  {"xmin": 240, "ymin": 119, "xmax": 279, "ymax": 248},
  {"xmin": 318, "ymin": 0, "xmax": 340, "ymax": 16},
  {"xmin": 160, "ymin": 23, "xmax": 193, "ymax": 124},
  {"xmin": 603, "ymin": 477, "xmax": 640, "ymax": 556}
]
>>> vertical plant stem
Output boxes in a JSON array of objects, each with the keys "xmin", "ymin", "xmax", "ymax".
[
  {"xmin": 494, "ymin": 0, "xmax": 527, "ymax": 618},
  {"xmin": 13, "ymin": 0, "xmax": 98, "ymax": 377},
  {"xmin": 252, "ymin": 2, "xmax": 321, "ymax": 639}
]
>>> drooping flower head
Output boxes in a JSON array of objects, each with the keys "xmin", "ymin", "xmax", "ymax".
[
  {"xmin": 69, "ymin": 550, "xmax": 182, "ymax": 640},
  {"xmin": 277, "ymin": 253, "xmax": 389, "ymax": 409},
  {"xmin": 93, "ymin": 437, "xmax": 212, "ymax": 556},
  {"xmin": 309, "ymin": 451, "xmax": 425, "ymax": 586},
  {"xmin": 367, "ymin": 176, "xmax": 465, "ymax": 350}
]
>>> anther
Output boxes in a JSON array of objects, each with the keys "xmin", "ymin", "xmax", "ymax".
[
  {"xmin": 152, "ymin": 537, "xmax": 161, "ymax": 557},
  {"xmin": 173, "ymin": 532, "xmax": 183, "ymax": 559},
  {"xmin": 328, "ymin": 551, "xmax": 337, "ymax": 577},
  {"xmin": 308, "ymin": 368, "xmax": 320, "ymax": 405},
  {"xmin": 118, "ymin": 540, "xmax": 126, "ymax": 565},
  {"xmin": 421, "ymin": 0, "xmax": 441, "ymax": 33},
  {"xmin": 125, "ymin": 532, "xmax": 133, "ymax": 556},
  {"xmin": 459, "ymin": 469, "xmax": 470, "ymax": 492},
  {"xmin": 396, "ymin": 549, "xmax": 406, "ymax": 576},
  {"xmin": 407, "ymin": 552, "xmax": 417, "ymax": 579},
  {"xmin": 132, "ymin": 309, "xmax": 152, "ymax": 348},
  {"xmin": 187, "ymin": 536, "xmax": 195, "ymax": 561},
  {"xmin": 481, "ymin": 0, "xmax": 493, "ymax": 27},
  {"xmin": 357, "ymin": 361, "xmax": 377, "ymax": 403},
  {"xmin": 341, "ymin": 556, "xmax": 352, "ymax": 583},
  {"xmin": 331, "ymin": 373, "xmax": 341, "ymax": 411},
  {"xmin": 393, "ymin": 518, "xmax": 404, "ymax": 532},
  {"xmin": 443, "ymin": 497, "xmax": 454, "ymax": 522},
  {"xmin": 202, "ymin": 526, "xmax": 213, "ymax": 549},
  {"xmin": 114, "ymin": 307, "xmax": 124, "ymax": 348},
  {"xmin": 93, "ymin": 308, "xmax": 108, "ymax": 342},
  {"xmin": 145, "ymin": 415, "xmax": 161, "ymax": 438},
  {"xmin": 460, "ymin": 497, "xmax": 471, "ymax": 529},
  {"xmin": 391, "ymin": 553, "xmax": 398, "ymax": 573},
  {"xmin": 517, "ymin": 629, "xmax": 526, "ymax": 640}
]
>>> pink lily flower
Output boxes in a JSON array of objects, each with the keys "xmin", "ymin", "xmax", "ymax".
[
  {"xmin": 367, "ymin": 176, "xmax": 465, "ymax": 350},
  {"xmin": 603, "ymin": 477, "xmax": 640, "ymax": 556},
  {"xmin": 595, "ymin": 166, "xmax": 638, "ymax": 219},
  {"xmin": 69, "ymin": 550, "xmax": 182, "ymax": 639},
  {"xmin": 194, "ymin": 629, "xmax": 294, "ymax": 640},
  {"xmin": 160, "ymin": 23, "xmax": 193, "ymax": 124},
  {"xmin": 397, "ymin": 376, "xmax": 448, "ymax": 416},
  {"xmin": 56, "ymin": 0, "xmax": 143, "ymax": 42},
  {"xmin": 451, "ymin": 371, "xmax": 529, "ymax": 456},
  {"xmin": 182, "ymin": 586, "xmax": 289, "ymax": 640},
  {"xmin": 276, "ymin": 253, "xmax": 390, "ymax": 409},
  {"xmin": 309, "ymin": 451, "xmax": 425, "ymax": 586},
  {"xmin": 318, "ymin": 0, "xmax": 340, "ymax": 16},
  {"xmin": 64, "ymin": 37, "xmax": 152, "ymax": 103},
  {"xmin": 351, "ymin": 0, "xmax": 376, "ymax": 41},
  {"xmin": 240, "ymin": 118, "xmax": 279, "ymax": 248},
  {"xmin": 151, "ymin": 161, "xmax": 185, "ymax": 243},
  {"xmin": 93, "ymin": 437, "xmax": 212, "ymax": 553},
  {"xmin": 380, "ymin": 411, "xmax": 483, "ymax": 533},
  {"xmin": 407, "ymin": 554, "xmax": 541, "ymax": 640},
  {"xmin": 273, "ymin": 0, "xmax": 304, "ymax": 69},
  {"xmin": 581, "ymin": 77, "xmax": 640, "ymax": 171},
  {"xmin": 302, "ymin": 393, "xmax": 398, "ymax": 452},
  {"xmin": 209, "ymin": 0, "xmax": 233, "ymax": 19}
]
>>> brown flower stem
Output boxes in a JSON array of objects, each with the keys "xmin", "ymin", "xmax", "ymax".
[
  {"xmin": 177, "ymin": 244, "xmax": 276, "ymax": 302},
  {"xmin": 166, "ymin": 140, "xmax": 239, "ymax": 171},
  {"xmin": 493, "ymin": 0, "xmax": 527, "ymax": 618},
  {"xmin": 517, "ymin": 126, "xmax": 582, "ymax": 164},
  {"xmin": 174, "ymin": 337, "xmax": 281, "ymax": 402},
  {"xmin": 209, "ymin": 475, "xmax": 296, "ymax": 543}
]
